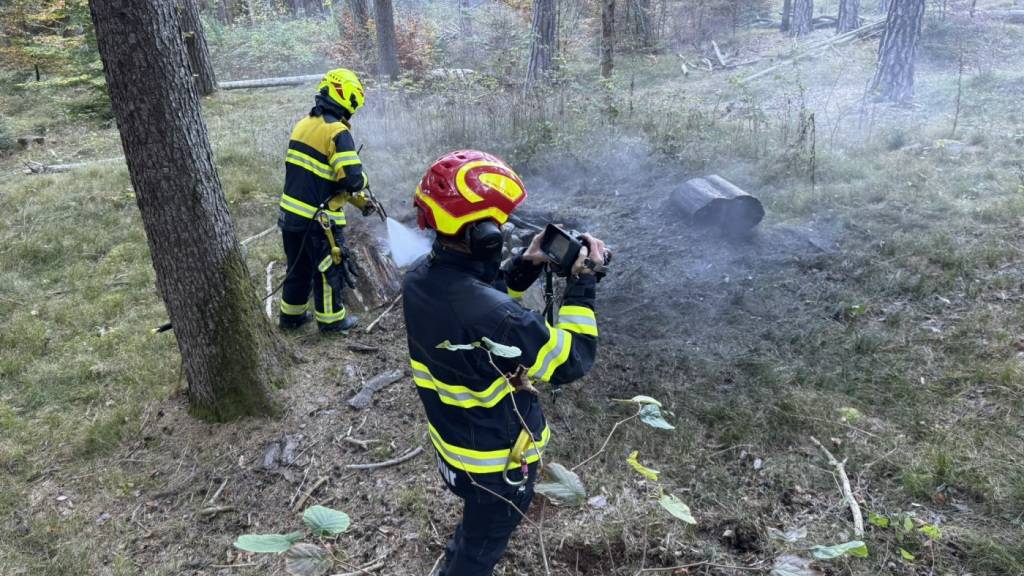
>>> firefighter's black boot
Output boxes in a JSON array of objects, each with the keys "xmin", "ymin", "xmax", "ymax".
[
  {"xmin": 279, "ymin": 311, "xmax": 312, "ymax": 330},
  {"xmin": 318, "ymin": 313, "xmax": 359, "ymax": 334}
]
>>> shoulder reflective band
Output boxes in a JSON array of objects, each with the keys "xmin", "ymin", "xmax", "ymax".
[
  {"xmin": 527, "ymin": 324, "xmax": 573, "ymax": 382},
  {"xmin": 286, "ymin": 149, "xmax": 335, "ymax": 181},
  {"xmin": 556, "ymin": 305, "xmax": 598, "ymax": 336},
  {"xmin": 411, "ymin": 359, "xmax": 510, "ymax": 409},
  {"xmin": 427, "ymin": 422, "xmax": 550, "ymax": 474},
  {"xmin": 279, "ymin": 194, "xmax": 346, "ymax": 224}
]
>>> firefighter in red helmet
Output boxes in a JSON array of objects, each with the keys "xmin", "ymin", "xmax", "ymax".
[{"xmin": 403, "ymin": 150, "xmax": 606, "ymax": 575}]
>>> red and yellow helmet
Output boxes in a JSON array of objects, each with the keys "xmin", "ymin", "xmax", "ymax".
[{"xmin": 415, "ymin": 150, "xmax": 527, "ymax": 236}]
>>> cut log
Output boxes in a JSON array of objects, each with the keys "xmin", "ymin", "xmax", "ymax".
[
  {"xmin": 980, "ymin": 10, "xmax": 1024, "ymax": 24},
  {"xmin": 344, "ymin": 220, "xmax": 402, "ymax": 314},
  {"xmin": 347, "ymin": 368, "xmax": 406, "ymax": 410},
  {"xmin": 670, "ymin": 175, "xmax": 765, "ymax": 234},
  {"xmin": 24, "ymin": 157, "xmax": 125, "ymax": 174},
  {"xmin": 218, "ymin": 74, "xmax": 323, "ymax": 90}
]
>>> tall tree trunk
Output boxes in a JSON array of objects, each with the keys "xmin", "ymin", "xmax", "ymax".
[
  {"xmin": 870, "ymin": 0, "xmax": 926, "ymax": 103},
  {"xmin": 375, "ymin": 0, "xmax": 400, "ymax": 80},
  {"xmin": 600, "ymin": 0, "xmax": 615, "ymax": 79},
  {"xmin": 217, "ymin": 0, "xmax": 231, "ymax": 24},
  {"xmin": 629, "ymin": 0, "xmax": 655, "ymax": 50},
  {"xmin": 338, "ymin": 0, "xmax": 372, "ymax": 62},
  {"xmin": 88, "ymin": 0, "xmax": 281, "ymax": 421},
  {"xmin": 177, "ymin": 0, "xmax": 218, "ymax": 95},
  {"xmin": 837, "ymin": 0, "xmax": 860, "ymax": 33},
  {"xmin": 781, "ymin": 0, "xmax": 792, "ymax": 31},
  {"xmin": 526, "ymin": 0, "xmax": 558, "ymax": 85},
  {"xmin": 459, "ymin": 0, "xmax": 473, "ymax": 40},
  {"xmin": 791, "ymin": 0, "xmax": 813, "ymax": 36}
]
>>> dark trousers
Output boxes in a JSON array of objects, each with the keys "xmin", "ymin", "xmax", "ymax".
[
  {"xmin": 280, "ymin": 225, "xmax": 349, "ymax": 326},
  {"xmin": 439, "ymin": 483, "xmax": 535, "ymax": 576}
]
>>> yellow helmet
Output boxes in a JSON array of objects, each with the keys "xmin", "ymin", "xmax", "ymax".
[{"xmin": 318, "ymin": 68, "xmax": 365, "ymax": 115}]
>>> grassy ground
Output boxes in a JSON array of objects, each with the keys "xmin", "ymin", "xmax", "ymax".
[{"xmin": 2, "ymin": 8, "xmax": 1024, "ymax": 575}]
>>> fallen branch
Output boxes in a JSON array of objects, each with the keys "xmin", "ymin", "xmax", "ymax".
[
  {"xmin": 711, "ymin": 40, "xmax": 729, "ymax": 68},
  {"xmin": 364, "ymin": 294, "xmax": 402, "ymax": 334},
  {"xmin": 291, "ymin": 476, "xmax": 328, "ymax": 512},
  {"xmin": 346, "ymin": 342, "xmax": 380, "ymax": 353},
  {"xmin": 979, "ymin": 9, "xmax": 1024, "ymax": 24},
  {"xmin": 199, "ymin": 505, "xmax": 236, "ymax": 517},
  {"xmin": 333, "ymin": 559, "xmax": 387, "ymax": 576},
  {"xmin": 347, "ymin": 368, "xmax": 406, "ymax": 410},
  {"xmin": 572, "ymin": 405, "xmax": 642, "ymax": 471},
  {"xmin": 344, "ymin": 446, "xmax": 423, "ymax": 470},
  {"xmin": 23, "ymin": 157, "xmax": 124, "ymax": 175},
  {"xmin": 740, "ymin": 19, "xmax": 884, "ymax": 84},
  {"xmin": 810, "ymin": 436, "xmax": 864, "ymax": 537},
  {"xmin": 241, "ymin": 225, "xmax": 277, "ymax": 246},
  {"xmin": 219, "ymin": 74, "xmax": 323, "ymax": 90},
  {"xmin": 343, "ymin": 436, "xmax": 379, "ymax": 451},
  {"xmin": 264, "ymin": 261, "xmax": 275, "ymax": 319},
  {"xmin": 207, "ymin": 478, "xmax": 228, "ymax": 505}
]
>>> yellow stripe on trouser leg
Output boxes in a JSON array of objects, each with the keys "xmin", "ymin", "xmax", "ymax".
[
  {"xmin": 316, "ymin": 271, "xmax": 346, "ymax": 324},
  {"xmin": 556, "ymin": 305, "xmax": 598, "ymax": 336},
  {"xmin": 280, "ymin": 300, "xmax": 309, "ymax": 316}
]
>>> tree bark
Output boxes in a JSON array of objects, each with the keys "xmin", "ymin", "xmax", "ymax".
[
  {"xmin": 374, "ymin": 0, "xmax": 400, "ymax": 80},
  {"xmin": 791, "ymin": 0, "xmax": 813, "ymax": 36},
  {"xmin": 344, "ymin": 0, "xmax": 372, "ymax": 59},
  {"xmin": 600, "ymin": 0, "xmax": 615, "ymax": 79},
  {"xmin": 177, "ymin": 0, "xmax": 218, "ymax": 95},
  {"xmin": 89, "ymin": 0, "xmax": 281, "ymax": 420},
  {"xmin": 459, "ymin": 0, "xmax": 473, "ymax": 40},
  {"xmin": 217, "ymin": 0, "xmax": 232, "ymax": 24},
  {"xmin": 526, "ymin": 0, "xmax": 558, "ymax": 85},
  {"xmin": 781, "ymin": 0, "xmax": 792, "ymax": 31},
  {"xmin": 837, "ymin": 0, "xmax": 860, "ymax": 33},
  {"xmin": 631, "ymin": 0, "xmax": 655, "ymax": 50},
  {"xmin": 870, "ymin": 0, "xmax": 925, "ymax": 103}
]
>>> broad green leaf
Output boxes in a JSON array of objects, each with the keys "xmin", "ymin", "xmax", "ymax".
[
  {"xmin": 626, "ymin": 451, "xmax": 659, "ymax": 481},
  {"xmin": 284, "ymin": 543, "xmax": 331, "ymax": 576},
  {"xmin": 436, "ymin": 340, "xmax": 478, "ymax": 352},
  {"xmin": 302, "ymin": 506, "xmax": 350, "ymax": 536},
  {"xmin": 233, "ymin": 533, "xmax": 301, "ymax": 554},
  {"xmin": 479, "ymin": 337, "xmax": 522, "ymax": 359},
  {"xmin": 837, "ymin": 407, "xmax": 863, "ymax": 422},
  {"xmin": 639, "ymin": 404, "xmax": 675, "ymax": 430},
  {"xmin": 867, "ymin": 512, "xmax": 890, "ymax": 528},
  {"xmin": 770, "ymin": 555, "xmax": 822, "ymax": 576},
  {"xmin": 613, "ymin": 395, "xmax": 662, "ymax": 407},
  {"xmin": 902, "ymin": 516, "xmax": 914, "ymax": 533},
  {"xmin": 810, "ymin": 541, "xmax": 868, "ymax": 560},
  {"xmin": 658, "ymin": 493, "xmax": 696, "ymax": 524},
  {"xmin": 768, "ymin": 526, "xmax": 808, "ymax": 543},
  {"xmin": 899, "ymin": 548, "xmax": 915, "ymax": 561},
  {"xmin": 534, "ymin": 463, "xmax": 586, "ymax": 506},
  {"xmin": 919, "ymin": 524, "xmax": 941, "ymax": 540}
]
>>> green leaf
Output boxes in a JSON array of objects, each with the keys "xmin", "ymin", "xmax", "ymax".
[
  {"xmin": 770, "ymin": 555, "xmax": 822, "ymax": 576},
  {"xmin": 233, "ymin": 533, "xmax": 301, "ymax": 553},
  {"xmin": 810, "ymin": 541, "xmax": 868, "ymax": 560},
  {"xmin": 436, "ymin": 340, "xmax": 478, "ymax": 352},
  {"xmin": 768, "ymin": 526, "xmax": 808, "ymax": 543},
  {"xmin": 626, "ymin": 451, "xmax": 659, "ymax": 481},
  {"xmin": 302, "ymin": 506, "xmax": 350, "ymax": 536},
  {"xmin": 479, "ymin": 337, "xmax": 522, "ymax": 359},
  {"xmin": 658, "ymin": 493, "xmax": 696, "ymax": 524},
  {"xmin": 919, "ymin": 524, "xmax": 941, "ymax": 540},
  {"xmin": 867, "ymin": 512, "xmax": 890, "ymax": 528},
  {"xmin": 902, "ymin": 516, "xmax": 914, "ymax": 533},
  {"xmin": 613, "ymin": 395, "xmax": 662, "ymax": 407},
  {"xmin": 534, "ymin": 463, "xmax": 586, "ymax": 506},
  {"xmin": 899, "ymin": 548, "xmax": 915, "ymax": 561},
  {"xmin": 639, "ymin": 404, "xmax": 675, "ymax": 430},
  {"xmin": 284, "ymin": 543, "xmax": 331, "ymax": 576},
  {"xmin": 836, "ymin": 407, "xmax": 863, "ymax": 422}
]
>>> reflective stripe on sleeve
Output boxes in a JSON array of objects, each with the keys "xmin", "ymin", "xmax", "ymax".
[
  {"xmin": 427, "ymin": 422, "xmax": 550, "ymax": 474},
  {"xmin": 330, "ymin": 150, "xmax": 362, "ymax": 170},
  {"xmin": 527, "ymin": 324, "xmax": 573, "ymax": 382},
  {"xmin": 411, "ymin": 359, "xmax": 511, "ymax": 409},
  {"xmin": 556, "ymin": 304, "xmax": 598, "ymax": 336}
]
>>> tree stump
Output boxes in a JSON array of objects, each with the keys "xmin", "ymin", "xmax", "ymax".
[
  {"xmin": 669, "ymin": 175, "xmax": 765, "ymax": 235},
  {"xmin": 345, "ymin": 220, "xmax": 402, "ymax": 313}
]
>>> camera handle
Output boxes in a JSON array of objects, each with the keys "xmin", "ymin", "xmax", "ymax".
[{"xmin": 543, "ymin": 266, "xmax": 555, "ymax": 326}]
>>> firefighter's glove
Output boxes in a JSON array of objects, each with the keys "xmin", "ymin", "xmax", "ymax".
[{"xmin": 571, "ymin": 233, "xmax": 608, "ymax": 277}]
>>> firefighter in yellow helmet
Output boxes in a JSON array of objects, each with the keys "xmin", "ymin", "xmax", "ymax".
[{"xmin": 277, "ymin": 68, "xmax": 375, "ymax": 333}]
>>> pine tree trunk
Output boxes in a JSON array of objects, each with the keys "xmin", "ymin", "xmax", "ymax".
[
  {"xmin": 375, "ymin": 0, "xmax": 400, "ymax": 80},
  {"xmin": 89, "ymin": 0, "xmax": 281, "ymax": 421},
  {"xmin": 600, "ymin": 0, "xmax": 615, "ymax": 79},
  {"xmin": 217, "ymin": 0, "xmax": 232, "ymax": 24},
  {"xmin": 177, "ymin": 0, "xmax": 218, "ymax": 95},
  {"xmin": 338, "ymin": 0, "xmax": 372, "ymax": 62},
  {"xmin": 459, "ymin": 0, "xmax": 473, "ymax": 40},
  {"xmin": 781, "ymin": 0, "xmax": 792, "ymax": 31},
  {"xmin": 630, "ymin": 0, "xmax": 655, "ymax": 50},
  {"xmin": 870, "ymin": 0, "xmax": 925, "ymax": 103},
  {"xmin": 791, "ymin": 0, "xmax": 813, "ymax": 36},
  {"xmin": 837, "ymin": 0, "xmax": 860, "ymax": 33},
  {"xmin": 526, "ymin": 0, "xmax": 558, "ymax": 85}
]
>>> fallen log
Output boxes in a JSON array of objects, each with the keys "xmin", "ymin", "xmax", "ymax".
[
  {"xmin": 670, "ymin": 175, "xmax": 765, "ymax": 234},
  {"xmin": 347, "ymin": 368, "xmax": 406, "ymax": 410},
  {"xmin": 218, "ymin": 74, "xmax": 323, "ymax": 90},
  {"xmin": 980, "ymin": 10, "xmax": 1024, "ymax": 24},
  {"xmin": 23, "ymin": 157, "xmax": 124, "ymax": 175},
  {"xmin": 740, "ymin": 18, "xmax": 884, "ymax": 83}
]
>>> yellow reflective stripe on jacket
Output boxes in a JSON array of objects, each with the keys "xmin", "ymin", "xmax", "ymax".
[
  {"xmin": 527, "ymin": 324, "xmax": 573, "ymax": 381},
  {"xmin": 556, "ymin": 305, "xmax": 598, "ymax": 336},
  {"xmin": 279, "ymin": 194, "xmax": 347, "ymax": 225},
  {"xmin": 428, "ymin": 422, "xmax": 550, "ymax": 474},
  {"xmin": 507, "ymin": 288, "xmax": 524, "ymax": 300},
  {"xmin": 286, "ymin": 149, "xmax": 336, "ymax": 181},
  {"xmin": 411, "ymin": 359, "xmax": 511, "ymax": 409}
]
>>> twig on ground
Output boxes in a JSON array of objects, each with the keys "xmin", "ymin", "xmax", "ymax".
[
  {"xmin": 241, "ymin": 225, "xmax": 277, "ymax": 246},
  {"xmin": 810, "ymin": 436, "xmax": 864, "ymax": 537},
  {"xmin": 347, "ymin": 342, "xmax": 380, "ymax": 353},
  {"xmin": 199, "ymin": 505, "xmax": 236, "ymax": 517},
  {"xmin": 428, "ymin": 552, "xmax": 445, "ymax": 576},
  {"xmin": 344, "ymin": 446, "xmax": 423, "ymax": 470},
  {"xmin": 207, "ymin": 563, "xmax": 258, "ymax": 569},
  {"xmin": 347, "ymin": 368, "xmax": 406, "ymax": 410},
  {"xmin": 264, "ymin": 261, "xmax": 275, "ymax": 319},
  {"xmin": 343, "ymin": 436, "xmax": 379, "ymax": 451},
  {"xmin": 333, "ymin": 559, "xmax": 387, "ymax": 575},
  {"xmin": 637, "ymin": 561, "xmax": 766, "ymax": 573},
  {"xmin": 292, "ymin": 476, "xmax": 328, "ymax": 512},
  {"xmin": 572, "ymin": 406, "xmax": 642, "ymax": 471},
  {"xmin": 365, "ymin": 294, "xmax": 402, "ymax": 333},
  {"xmin": 207, "ymin": 478, "xmax": 228, "ymax": 505}
]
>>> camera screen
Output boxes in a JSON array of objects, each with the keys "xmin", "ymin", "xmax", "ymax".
[{"xmin": 547, "ymin": 233, "xmax": 571, "ymax": 258}]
